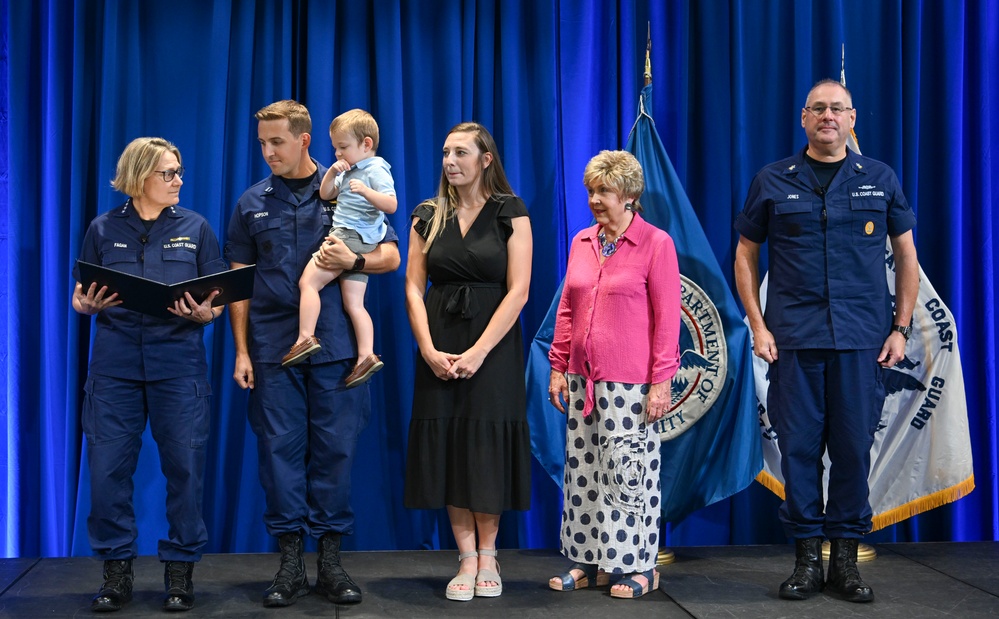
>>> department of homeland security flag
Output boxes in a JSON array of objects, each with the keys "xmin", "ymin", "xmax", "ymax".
[
  {"xmin": 752, "ymin": 66, "xmax": 974, "ymax": 529},
  {"xmin": 526, "ymin": 83, "xmax": 763, "ymax": 524}
]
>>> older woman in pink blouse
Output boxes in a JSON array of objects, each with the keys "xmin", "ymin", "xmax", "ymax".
[{"xmin": 547, "ymin": 150, "xmax": 681, "ymax": 600}]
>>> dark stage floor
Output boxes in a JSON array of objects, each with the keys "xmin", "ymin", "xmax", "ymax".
[{"xmin": 1, "ymin": 543, "xmax": 996, "ymax": 618}]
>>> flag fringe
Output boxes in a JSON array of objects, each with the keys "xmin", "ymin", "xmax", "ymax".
[
  {"xmin": 754, "ymin": 472, "xmax": 976, "ymax": 532},
  {"xmin": 870, "ymin": 475, "xmax": 976, "ymax": 532},
  {"xmin": 755, "ymin": 470, "xmax": 786, "ymax": 500}
]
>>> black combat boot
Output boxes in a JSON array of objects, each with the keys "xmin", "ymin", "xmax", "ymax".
[
  {"xmin": 778, "ymin": 537, "xmax": 824, "ymax": 600},
  {"xmin": 162, "ymin": 561, "xmax": 195, "ymax": 611},
  {"xmin": 91, "ymin": 559, "xmax": 134, "ymax": 612},
  {"xmin": 826, "ymin": 538, "xmax": 874, "ymax": 602},
  {"xmin": 315, "ymin": 532, "xmax": 362, "ymax": 604},
  {"xmin": 262, "ymin": 531, "xmax": 311, "ymax": 607}
]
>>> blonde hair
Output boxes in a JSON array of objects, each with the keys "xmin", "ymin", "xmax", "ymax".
[
  {"xmin": 255, "ymin": 99, "xmax": 312, "ymax": 137},
  {"xmin": 111, "ymin": 137, "xmax": 182, "ymax": 199},
  {"xmin": 583, "ymin": 150, "xmax": 644, "ymax": 212},
  {"xmin": 330, "ymin": 109, "xmax": 380, "ymax": 151},
  {"xmin": 421, "ymin": 122, "xmax": 513, "ymax": 253}
]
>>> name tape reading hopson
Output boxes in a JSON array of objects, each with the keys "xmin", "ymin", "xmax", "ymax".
[{"xmin": 654, "ymin": 275, "xmax": 727, "ymax": 441}]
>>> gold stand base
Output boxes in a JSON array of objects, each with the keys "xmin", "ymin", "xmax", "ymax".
[
  {"xmin": 822, "ymin": 541, "xmax": 877, "ymax": 562},
  {"xmin": 655, "ymin": 543, "xmax": 875, "ymax": 566},
  {"xmin": 657, "ymin": 548, "xmax": 676, "ymax": 566}
]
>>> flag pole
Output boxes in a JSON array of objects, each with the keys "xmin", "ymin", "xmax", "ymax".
[
  {"xmin": 645, "ymin": 23, "xmax": 652, "ymax": 86},
  {"xmin": 841, "ymin": 43, "xmax": 861, "ymax": 152},
  {"xmin": 644, "ymin": 25, "xmax": 676, "ymax": 568}
]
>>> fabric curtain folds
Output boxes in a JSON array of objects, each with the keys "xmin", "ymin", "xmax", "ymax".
[{"xmin": 1, "ymin": 0, "xmax": 996, "ymax": 557}]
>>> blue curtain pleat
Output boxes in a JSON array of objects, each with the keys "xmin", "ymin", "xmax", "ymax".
[{"xmin": 1, "ymin": 0, "xmax": 996, "ymax": 557}]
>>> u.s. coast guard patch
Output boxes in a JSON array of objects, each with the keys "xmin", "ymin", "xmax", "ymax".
[{"xmin": 655, "ymin": 275, "xmax": 727, "ymax": 441}]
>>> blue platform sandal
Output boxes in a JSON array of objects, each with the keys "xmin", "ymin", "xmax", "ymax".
[
  {"xmin": 549, "ymin": 562, "xmax": 611, "ymax": 591},
  {"xmin": 609, "ymin": 567, "xmax": 660, "ymax": 599}
]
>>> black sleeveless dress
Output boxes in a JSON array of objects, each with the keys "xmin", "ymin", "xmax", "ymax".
[{"xmin": 404, "ymin": 195, "xmax": 532, "ymax": 514}]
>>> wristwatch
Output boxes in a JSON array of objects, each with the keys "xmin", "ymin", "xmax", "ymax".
[
  {"xmin": 891, "ymin": 324, "xmax": 912, "ymax": 340},
  {"xmin": 350, "ymin": 252, "xmax": 366, "ymax": 272}
]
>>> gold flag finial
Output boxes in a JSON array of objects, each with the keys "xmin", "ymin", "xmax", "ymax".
[{"xmin": 644, "ymin": 23, "xmax": 652, "ymax": 85}]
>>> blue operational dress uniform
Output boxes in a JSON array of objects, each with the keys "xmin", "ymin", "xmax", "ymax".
[
  {"xmin": 735, "ymin": 147, "xmax": 916, "ymax": 539},
  {"xmin": 74, "ymin": 200, "xmax": 226, "ymax": 562},
  {"xmin": 225, "ymin": 161, "xmax": 397, "ymax": 538}
]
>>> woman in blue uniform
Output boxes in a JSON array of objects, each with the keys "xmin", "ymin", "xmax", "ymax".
[{"xmin": 71, "ymin": 137, "xmax": 226, "ymax": 613}]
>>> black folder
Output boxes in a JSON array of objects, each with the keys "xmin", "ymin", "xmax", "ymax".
[{"xmin": 75, "ymin": 261, "xmax": 256, "ymax": 319}]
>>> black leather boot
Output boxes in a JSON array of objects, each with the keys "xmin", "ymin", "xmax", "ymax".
[
  {"xmin": 262, "ymin": 532, "xmax": 311, "ymax": 607},
  {"xmin": 91, "ymin": 559, "xmax": 134, "ymax": 612},
  {"xmin": 162, "ymin": 561, "xmax": 195, "ymax": 611},
  {"xmin": 316, "ymin": 532, "xmax": 362, "ymax": 604},
  {"xmin": 778, "ymin": 537, "xmax": 824, "ymax": 600},
  {"xmin": 826, "ymin": 538, "xmax": 874, "ymax": 602}
]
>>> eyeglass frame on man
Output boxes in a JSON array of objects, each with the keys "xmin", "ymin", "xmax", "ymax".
[
  {"xmin": 803, "ymin": 105, "xmax": 854, "ymax": 117},
  {"xmin": 152, "ymin": 167, "xmax": 185, "ymax": 182}
]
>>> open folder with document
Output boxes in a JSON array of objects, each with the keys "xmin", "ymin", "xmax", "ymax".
[{"xmin": 75, "ymin": 261, "xmax": 255, "ymax": 320}]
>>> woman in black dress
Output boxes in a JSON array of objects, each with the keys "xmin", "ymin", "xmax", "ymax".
[{"xmin": 404, "ymin": 123, "xmax": 533, "ymax": 602}]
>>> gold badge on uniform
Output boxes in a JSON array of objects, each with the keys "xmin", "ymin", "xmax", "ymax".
[{"xmin": 865, "ymin": 221, "xmax": 875, "ymax": 235}]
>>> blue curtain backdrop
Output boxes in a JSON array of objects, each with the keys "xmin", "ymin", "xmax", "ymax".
[{"xmin": 1, "ymin": 0, "xmax": 996, "ymax": 557}]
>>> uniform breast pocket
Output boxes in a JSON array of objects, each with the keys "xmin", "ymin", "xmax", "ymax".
[
  {"xmin": 772, "ymin": 200, "xmax": 815, "ymax": 238},
  {"xmin": 850, "ymin": 198, "xmax": 888, "ymax": 244},
  {"xmin": 162, "ymin": 247, "xmax": 199, "ymax": 281},
  {"xmin": 248, "ymin": 217, "xmax": 285, "ymax": 266},
  {"xmin": 101, "ymin": 249, "xmax": 140, "ymax": 276}
]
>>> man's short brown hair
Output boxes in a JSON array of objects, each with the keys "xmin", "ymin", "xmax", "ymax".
[{"xmin": 255, "ymin": 100, "xmax": 312, "ymax": 137}]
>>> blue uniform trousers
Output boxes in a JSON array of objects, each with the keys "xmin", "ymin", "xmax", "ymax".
[
  {"xmin": 83, "ymin": 374, "xmax": 211, "ymax": 561},
  {"xmin": 768, "ymin": 349, "xmax": 885, "ymax": 540},
  {"xmin": 248, "ymin": 359, "xmax": 370, "ymax": 537}
]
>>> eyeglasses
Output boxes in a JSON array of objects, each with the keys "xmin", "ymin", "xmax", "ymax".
[
  {"xmin": 804, "ymin": 105, "xmax": 853, "ymax": 117},
  {"xmin": 152, "ymin": 167, "xmax": 185, "ymax": 182}
]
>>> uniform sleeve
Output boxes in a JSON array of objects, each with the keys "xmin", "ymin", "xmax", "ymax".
[
  {"xmin": 224, "ymin": 200, "xmax": 256, "ymax": 265},
  {"xmin": 197, "ymin": 217, "xmax": 228, "ymax": 277},
  {"xmin": 382, "ymin": 220, "xmax": 400, "ymax": 243},
  {"xmin": 884, "ymin": 169, "xmax": 917, "ymax": 236},
  {"xmin": 647, "ymin": 233, "xmax": 682, "ymax": 384},
  {"xmin": 734, "ymin": 173, "xmax": 769, "ymax": 243},
  {"xmin": 72, "ymin": 219, "xmax": 103, "ymax": 280}
]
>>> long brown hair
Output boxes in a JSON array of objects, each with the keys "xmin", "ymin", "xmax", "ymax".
[{"xmin": 420, "ymin": 122, "xmax": 514, "ymax": 253}]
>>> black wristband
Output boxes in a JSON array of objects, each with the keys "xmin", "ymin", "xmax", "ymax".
[{"xmin": 350, "ymin": 253, "xmax": 366, "ymax": 272}]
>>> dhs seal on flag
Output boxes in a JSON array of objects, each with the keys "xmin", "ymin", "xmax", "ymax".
[{"xmin": 656, "ymin": 275, "xmax": 727, "ymax": 441}]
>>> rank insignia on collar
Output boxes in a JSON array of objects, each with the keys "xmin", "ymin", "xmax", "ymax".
[
  {"xmin": 788, "ymin": 164, "xmax": 796, "ymax": 171},
  {"xmin": 855, "ymin": 163, "xmax": 863, "ymax": 169}
]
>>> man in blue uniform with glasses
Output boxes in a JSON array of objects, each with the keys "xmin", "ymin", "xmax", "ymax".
[
  {"xmin": 734, "ymin": 79, "xmax": 919, "ymax": 604},
  {"xmin": 226, "ymin": 100, "xmax": 400, "ymax": 608}
]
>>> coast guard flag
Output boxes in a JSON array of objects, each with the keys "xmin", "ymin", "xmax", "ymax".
[
  {"xmin": 527, "ymin": 83, "xmax": 762, "ymax": 524},
  {"xmin": 752, "ymin": 68, "xmax": 974, "ymax": 529}
]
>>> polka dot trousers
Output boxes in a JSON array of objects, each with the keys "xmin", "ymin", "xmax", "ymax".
[{"xmin": 560, "ymin": 374, "xmax": 661, "ymax": 575}]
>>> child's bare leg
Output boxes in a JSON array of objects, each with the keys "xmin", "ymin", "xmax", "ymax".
[
  {"xmin": 340, "ymin": 278, "xmax": 374, "ymax": 359},
  {"xmin": 297, "ymin": 258, "xmax": 342, "ymax": 343}
]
